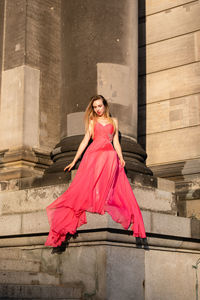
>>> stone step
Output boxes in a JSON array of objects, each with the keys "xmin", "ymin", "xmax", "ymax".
[
  {"xmin": 0, "ymin": 248, "xmax": 41, "ymax": 264},
  {"xmin": 0, "ymin": 184, "xmax": 69, "ymax": 216},
  {"xmin": 0, "ymin": 208, "xmax": 199, "ymax": 243},
  {"xmin": 0, "ymin": 178, "xmax": 176, "ymax": 217},
  {"xmin": 0, "ymin": 284, "xmax": 82, "ymax": 299},
  {"xmin": 0, "ymin": 259, "xmax": 40, "ymax": 273},
  {"xmin": 0, "ymin": 271, "xmax": 59, "ymax": 286},
  {"xmin": 0, "ymin": 248, "xmax": 21, "ymax": 260},
  {"xmin": 131, "ymin": 185, "xmax": 176, "ymax": 214}
]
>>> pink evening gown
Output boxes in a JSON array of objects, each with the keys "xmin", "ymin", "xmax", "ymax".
[{"xmin": 45, "ymin": 120, "xmax": 146, "ymax": 247}]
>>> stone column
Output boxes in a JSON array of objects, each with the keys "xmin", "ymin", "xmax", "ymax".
[
  {"xmin": 0, "ymin": 0, "xmax": 61, "ymax": 180},
  {"xmin": 49, "ymin": 0, "xmax": 152, "ymax": 179}
]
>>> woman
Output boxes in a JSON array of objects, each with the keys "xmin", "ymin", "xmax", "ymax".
[{"xmin": 45, "ymin": 95, "xmax": 146, "ymax": 248}]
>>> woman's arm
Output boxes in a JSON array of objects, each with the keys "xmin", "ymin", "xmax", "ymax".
[
  {"xmin": 64, "ymin": 120, "xmax": 93, "ymax": 171},
  {"xmin": 112, "ymin": 118, "xmax": 125, "ymax": 167}
]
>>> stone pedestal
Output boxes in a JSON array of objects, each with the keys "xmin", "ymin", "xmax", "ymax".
[{"xmin": 0, "ymin": 176, "xmax": 199, "ymax": 299}]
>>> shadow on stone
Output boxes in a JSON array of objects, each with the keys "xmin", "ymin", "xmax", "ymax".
[
  {"xmin": 51, "ymin": 233, "xmax": 78, "ymax": 254},
  {"xmin": 136, "ymin": 237, "xmax": 149, "ymax": 250}
]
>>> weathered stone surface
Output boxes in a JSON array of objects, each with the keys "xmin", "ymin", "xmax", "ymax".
[
  {"xmin": 145, "ymin": 250, "xmax": 200, "ymax": 300},
  {"xmin": 149, "ymin": 162, "xmax": 200, "ymax": 220},
  {"xmin": 0, "ymin": 230, "xmax": 200, "ymax": 252},
  {"xmin": 139, "ymin": 1, "xmax": 200, "ymax": 45},
  {"xmin": 0, "ymin": 0, "xmax": 61, "ymax": 180},
  {"xmin": 0, "ymin": 189, "xmax": 27, "ymax": 215},
  {"xmin": 106, "ymin": 246, "xmax": 145, "ymax": 300},
  {"xmin": 61, "ymin": 0, "xmax": 138, "ymax": 136},
  {"xmin": 0, "ymin": 214, "xmax": 21, "ymax": 236},
  {"xmin": 139, "ymin": 94, "xmax": 200, "ymax": 135},
  {"xmin": 26, "ymin": 0, "xmax": 61, "ymax": 150},
  {"xmin": 60, "ymin": 245, "xmax": 106, "ymax": 299},
  {"xmin": 97, "ymin": 62, "xmax": 138, "ymax": 138},
  {"xmin": 40, "ymin": 248, "xmax": 61, "ymax": 275},
  {"xmin": 0, "ymin": 233, "xmax": 199, "ymax": 300},
  {"xmin": 0, "ymin": 177, "xmax": 199, "ymax": 241},
  {"xmin": 0, "ymin": 171, "xmax": 174, "ymax": 193},
  {"xmin": 139, "ymin": 62, "xmax": 200, "ymax": 104},
  {"xmin": 0, "ymin": 66, "xmax": 40, "ymax": 149},
  {"xmin": 0, "ymin": 284, "xmax": 82, "ymax": 299},
  {"xmin": 0, "ymin": 270, "xmax": 59, "ymax": 286},
  {"xmin": 145, "ymin": 126, "xmax": 200, "ymax": 165},
  {"xmin": 157, "ymin": 177, "xmax": 175, "ymax": 193},
  {"xmin": 0, "ymin": 0, "xmax": 4, "ymax": 100},
  {"xmin": 58, "ymin": 210, "xmax": 196, "ymax": 239},
  {"xmin": 0, "ymin": 2, "xmax": 199, "ymax": 299},
  {"xmin": 0, "ymin": 180, "xmax": 176, "ymax": 217},
  {"xmin": 0, "ymin": 184, "xmax": 68, "ymax": 215},
  {"xmin": 0, "ymin": 64, "xmax": 54, "ymax": 179},
  {"xmin": 0, "ymin": 248, "xmax": 21, "ymax": 260},
  {"xmin": 138, "ymin": 0, "xmax": 200, "ymax": 224},
  {"xmin": 60, "ymin": 245, "xmax": 145, "ymax": 300},
  {"xmin": 175, "ymin": 173, "xmax": 200, "ymax": 198},
  {"xmin": 139, "ymin": 0, "xmax": 195, "ymax": 17},
  {"xmin": 186, "ymin": 199, "xmax": 200, "ymax": 219},
  {"xmin": 67, "ymin": 112, "xmax": 85, "ymax": 137},
  {"xmin": 0, "ymin": 236, "xmax": 46, "ymax": 248},
  {"xmin": 0, "ymin": 207, "xmax": 199, "ymax": 240},
  {"xmin": 152, "ymin": 213, "xmax": 191, "ymax": 237},
  {"xmin": 132, "ymin": 186, "xmax": 176, "ymax": 214},
  {"xmin": 0, "ymin": 259, "xmax": 40, "ymax": 273},
  {"xmin": 21, "ymin": 211, "xmax": 49, "ymax": 234},
  {"xmin": 3, "ymin": 0, "xmax": 26, "ymax": 70},
  {"xmin": 139, "ymin": 31, "xmax": 200, "ymax": 75}
]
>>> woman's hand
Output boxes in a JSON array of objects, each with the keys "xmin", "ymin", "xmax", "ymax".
[
  {"xmin": 119, "ymin": 157, "xmax": 125, "ymax": 168},
  {"xmin": 64, "ymin": 161, "xmax": 75, "ymax": 172}
]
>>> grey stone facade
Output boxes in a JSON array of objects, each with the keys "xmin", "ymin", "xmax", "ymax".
[{"xmin": 0, "ymin": 1, "xmax": 200, "ymax": 299}]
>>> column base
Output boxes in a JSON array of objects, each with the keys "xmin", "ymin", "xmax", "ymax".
[
  {"xmin": 46, "ymin": 135, "xmax": 153, "ymax": 181},
  {"xmin": 0, "ymin": 147, "xmax": 52, "ymax": 180},
  {"xmin": 150, "ymin": 159, "xmax": 200, "ymax": 219}
]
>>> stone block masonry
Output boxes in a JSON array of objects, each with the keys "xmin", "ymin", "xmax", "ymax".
[
  {"xmin": 0, "ymin": 177, "xmax": 199, "ymax": 299},
  {"xmin": 138, "ymin": 0, "xmax": 200, "ymax": 220}
]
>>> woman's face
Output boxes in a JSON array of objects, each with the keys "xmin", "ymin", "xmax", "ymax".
[{"xmin": 92, "ymin": 99, "xmax": 105, "ymax": 117}]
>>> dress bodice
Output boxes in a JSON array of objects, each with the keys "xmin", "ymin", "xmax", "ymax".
[{"xmin": 93, "ymin": 121, "xmax": 114, "ymax": 142}]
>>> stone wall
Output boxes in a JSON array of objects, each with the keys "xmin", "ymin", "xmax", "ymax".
[
  {"xmin": 0, "ymin": 0, "xmax": 4, "ymax": 102},
  {"xmin": 0, "ymin": 1, "xmax": 199, "ymax": 299},
  {"xmin": 138, "ymin": 0, "xmax": 200, "ymax": 218},
  {"xmin": 0, "ymin": 0, "xmax": 61, "ymax": 179},
  {"xmin": 0, "ymin": 237, "xmax": 199, "ymax": 300}
]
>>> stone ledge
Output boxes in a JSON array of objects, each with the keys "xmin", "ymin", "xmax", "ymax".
[
  {"xmin": 0, "ymin": 179, "xmax": 177, "ymax": 217},
  {"xmin": 0, "ymin": 173, "xmax": 175, "ymax": 193},
  {"xmin": 0, "ymin": 231, "xmax": 200, "ymax": 252},
  {"xmin": 0, "ymin": 209, "xmax": 199, "ymax": 240},
  {"xmin": 0, "ymin": 284, "xmax": 82, "ymax": 299}
]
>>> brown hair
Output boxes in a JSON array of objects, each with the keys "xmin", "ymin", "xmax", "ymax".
[{"xmin": 84, "ymin": 95, "xmax": 115, "ymax": 138}]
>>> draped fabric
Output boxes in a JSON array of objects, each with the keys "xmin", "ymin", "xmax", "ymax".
[{"xmin": 45, "ymin": 121, "xmax": 146, "ymax": 247}]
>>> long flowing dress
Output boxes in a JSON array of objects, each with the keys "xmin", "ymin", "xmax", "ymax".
[{"xmin": 45, "ymin": 121, "xmax": 146, "ymax": 247}]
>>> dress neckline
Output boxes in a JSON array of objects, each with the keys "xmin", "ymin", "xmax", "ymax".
[{"xmin": 96, "ymin": 121, "xmax": 112, "ymax": 127}]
